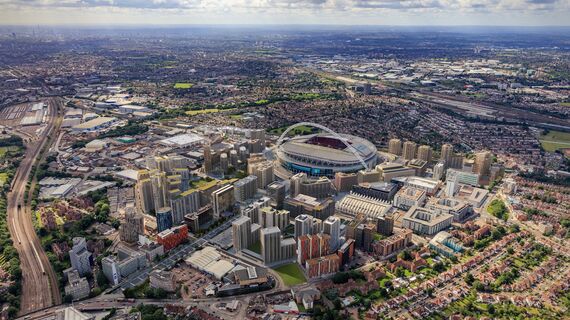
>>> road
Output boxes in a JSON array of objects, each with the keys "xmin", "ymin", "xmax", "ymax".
[
  {"xmin": 112, "ymin": 215, "xmax": 241, "ymax": 291},
  {"xmin": 8, "ymin": 98, "xmax": 63, "ymax": 316}
]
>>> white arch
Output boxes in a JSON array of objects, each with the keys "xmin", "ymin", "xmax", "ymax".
[{"xmin": 275, "ymin": 122, "xmax": 370, "ymax": 171}]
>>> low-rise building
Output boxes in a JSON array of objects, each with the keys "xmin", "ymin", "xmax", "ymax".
[{"xmin": 402, "ymin": 206, "xmax": 454, "ymax": 235}]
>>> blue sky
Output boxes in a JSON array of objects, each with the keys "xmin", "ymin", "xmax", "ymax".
[{"xmin": 1, "ymin": 0, "xmax": 569, "ymax": 25}]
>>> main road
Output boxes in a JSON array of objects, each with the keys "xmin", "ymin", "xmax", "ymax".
[{"xmin": 7, "ymin": 98, "xmax": 64, "ymax": 316}]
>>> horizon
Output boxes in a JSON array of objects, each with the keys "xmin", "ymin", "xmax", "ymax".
[{"xmin": 2, "ymin": 0, "xmax": 570, "ymax": 27}]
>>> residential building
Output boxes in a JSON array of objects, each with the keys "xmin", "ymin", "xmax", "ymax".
[
  {"xmin": 334, "ymin": 172, "xmax": 358, "ymax": 192},
  {"xmin": 212, "ymin": 184, "xmax": 234, "ymax": 220},
  {"xmin": 260, "ymin": 227, "xmax": 296, "ymax": 266},
  {"xmin": 417, "ymin": 145, "xmax": 433, "ymax": 163},
  {"xmin": 69, "ymin": 237, "xmax": 92, "ymax": 277},
  {"xmin": 119, "ymin": 206, "xmax": 144, "ymax": 243},
  {"xmin": 297, "ymin": 233, "xmax": 331, "ymax": 265},
  {"xmin": 267, "ymin": 181, "xmax": 286, "ymax": 209},
  {"xmin": 234, "ymin": 175, "xmax": 258, "ymax": 203},
  {"xmin": 388, "ymin": 138, "xmax": 402, "ymax": 156},
  {"xmin": 352, "ymin": 182, "xmax": 399, "ymax": 202},
  {"xmin": 393, "ymin": 186, "xmax": 427, "ymax": 210},
  {"xmin": 259, "ymin": 206, "xmax": 290, "ymax": 230},
  {"xmin": 323, "ymin": 216, "xmax": 341, "ymax": 251},
  {"xmin": 402, "ymin": 141, "xmax": 417, "ymax": 160},
  {"xmin": 157, "ymin": 225, "xmax": 188, "ymax": 251},
  {"xmin": 372, "ymin": 229, "xmax": 413, "ymax": 257},
  {"xmin": 156, "ymin": 207, "xmax": 173, "ymax": 233},
  {"xmin": 290, "ymin": 173, "xmax": 335, "ymax": 199},
  {"xmin": 305, "ymin": 254, "xmax": 340, "ymax": 279}
]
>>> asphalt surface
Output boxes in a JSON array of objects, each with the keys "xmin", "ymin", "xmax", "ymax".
[{"xmin": 8, "ymin": 98, "xmax": 63, "ymax": 316}]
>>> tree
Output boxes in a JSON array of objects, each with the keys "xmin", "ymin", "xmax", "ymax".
[
  {"xmin": 464, "ymin": 273, "xmax": 475, "ymax": 285},
  {"xmin": 63, "ymin": 294, "xmax": 74, "ymax": 303}
]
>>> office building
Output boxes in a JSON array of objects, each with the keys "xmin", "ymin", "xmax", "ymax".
[
  {"xmin": 284, "ymin": 194, "xmax": 335, "ymax": 220},
  {"xmin": 259, "ymin": 206, "xmax": 290, "ymax": 230},
  {"xmin": 323, "ymin": 216, "xmax": 341, "ymax": 251},
  {"xmin": 336, "ymin": 192, "xmax": 392, "ymax": 219},
  {"xmin": 212, "ymin": 184, "xmax": 234, "ymax": 220},
  {"xmin": 149, "ymin": 270, "xmax": 177, "ymax": 292},
  {"xmin": 402, "ymin": 141, "xmax": 417, "ymax": 160},
  {"xmin": 267, "ymin": 181, "xmax": 286, "ymax": 209},
  {"xmin": 402, "ymin": 206, "xmax": 454, "ymax": 235},
  {"xmin": 290, "ymin": 173, "xmax": 335, "ymax": 199},
  {"xmin": 357, "ymin": 169, "xmax": 382, "ymax": 183},
  {"xmin": 417, "ymin": 145, "xmax": 433, "ymax": 163},
  {"xmin": 234, "ymin": 175, "xmax": 258, "ymax": 203},
  {"xmin": 393, "ymin": 186, "xmax": 427, "ymax": 210},
  {"xmin": 64, "ymin": 269, "xmax": 90, "ymax": 301},
  {"xmin": 260, "ymin": 227, "xmax": 296, "ymax": 266},
  {"xmin": 352, "ymin": 182, "xmax": 399, "ymax": 202},
  {"xmin": 69, "ymin": 237, "xmax": 92, "ymax": 276},
  {"xmin": 388, "ymin": 138, "xmax": 402, "ymax": 156},
  {"xmin": 406, "ymin": 159, "xmax": 428, "ymax": 176},
  {"xmin": 375, "ymin": 162, "xmax": 416, "ymax": 182},
  {"xmin": 426, "ymin": 197, "xmax": 473, "ymax": 222},
  {"xmin": 334, "ymin": 172, "xmax": 358, "ymax": 192},
  {"xmin": 361, "ymin": 223, "xmax": 376, "ymax": 252},
  {"xmin": 446, "ymin": 168, "xmax": 480, "ymax": 187},
  {"xmin": 156, "ymin": 207, "xmax": 173, "ymax": 233}
]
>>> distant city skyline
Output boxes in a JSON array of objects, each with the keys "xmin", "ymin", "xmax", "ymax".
[{"xmin": 1, "ymin": 0, "xmax": 569, "ymax": 26}]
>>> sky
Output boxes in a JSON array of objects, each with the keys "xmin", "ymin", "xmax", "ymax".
[{"xmin": 1, "ymin": 0, "xmax": 569, "ymax": 26}]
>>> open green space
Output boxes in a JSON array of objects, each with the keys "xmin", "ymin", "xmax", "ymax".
[
  {"xmin": 539, "ymin": 130, "xmax": 570, "ymax": 152},
  {"xmin": 174, "ymin": 83, "xmax": 193, "ymax": 89},
  {"xmin": 273, "ymin": 263, "xmax": 306, "ymax": 287},
  {"xmin": 185, "ymin": 108, "xmax": 221, "ymax": 116},
  {"xmin": 560, "ymin": 102, "xmax": 570, "ymax": 107},
  {"xmin": 0, "ymin": 173, "xmax": 8, "ymax": 186},
  {"xmin": 268, "ymin": 125, "xmax": 317, "ymax": 136},
  {"xmin": 487, "ymin": 199, "xmax": 509, "ymax": 221}
]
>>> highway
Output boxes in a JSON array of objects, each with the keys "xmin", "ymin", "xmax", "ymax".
[{"xmin": 8, "ymin": 98, "xmax": 63, "ymax": 316}]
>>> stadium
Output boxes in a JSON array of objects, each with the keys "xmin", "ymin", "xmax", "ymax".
[{"xmin": 274, "ymin": 122, "xmax": 379, "ymax": 179}]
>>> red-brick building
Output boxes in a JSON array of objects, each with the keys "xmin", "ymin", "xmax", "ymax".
[
  {"xmin": 157, "ymin": 224, "xmax": 188, "ymax": 251},
  {"xmin": 305, "ymin": 254, "xmax": 340, "ymax": 279}
]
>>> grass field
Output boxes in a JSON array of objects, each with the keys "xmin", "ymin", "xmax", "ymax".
[
  {"xmin": 539, "ymin": 130, "xmax": 570, "ymax": 152},
  {"xmin": 273, "ymin": 263, "xmax": 306, "ymax": 287},
  {"xmin": 229, "ymin": 114, "xmax": 242, "ymax": 120},
  {"xmin": 560, "ymin": 102, "xmax": 570, "ymax": 107},
  {"xmin": 185, "ymin": 108, "xmax": 220, "ymax": 116},
  {"xmin": 174, "ymin": 83, "xmax": 193, "ymax": 89},
  {"xmin": 0, "ymin": 173, "xmax": 8, "ymax": 186},
  {"xmin": 268, "ymin": 125, "xmax": 316, "ymax": 136}
]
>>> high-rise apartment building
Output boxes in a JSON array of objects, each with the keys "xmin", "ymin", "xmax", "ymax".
[
  {"xmin": 440, "ymin": 143, "xmax": 454, "ymax": 167},
  {"xmin": 259, "ymin": 206, "xmax": 290, "ymax": 230},
  {"xmin": 249, "ymin": 161, "xmax": 274, "ymax": 189},
  {"xmin": 232, "ymin": 215, "xmax": 258, "ymax": 252},
  {"xmin": 212, "ymin": 184, "xmax": 234, "ymax": 220},
  {"xmin": 156, "ymin": 207, "xmax": 173, "ymax": 233},
  {"xmin": 234, "ymin": 175, "xmax": 258, "ymax": 203},
  {"xmin": 334, "ymin": 172, "xmax": 358, "ymax": 192},
  {"xmin": 388, "ymin": 138, "xmax": 402, "ymax": 156},
  {"xmin": 323, "ymin": 216, "xmax": 341, "ymax": 251},
  {"xmin": 297, "ymin": 233, "xmax": 331, "ymax": 265},
  {"xmin": 260, "ymin": 227, "xmax": 296, "ymax": 266},
  {"xmin": 417, "ymin": 145, "xmax": 433, "ymax": 163},
  {"xmin": 402, "ymin": 141, "xmax": 417, "ymax": 160},
  {"xmin": 69, "ymin": 237, "xmax": 92, "ymax": 276},
  {"xmin": 290, "ymin": 173, "xmax": 334, "ymax": 199},
  {"xmin": 294, "ymin": 214, "xmax": 313, "ymax": 239},
  {"xmin": 119, "ymin": 206, "xmax": 144, "ymax": 243},
  {"xmin": 267, "ymin": 181, "xmax": 286, "ymax": 209},
  {"xmin": 473, "ymin": 151, "xmax": 492, "ymax": 178}
]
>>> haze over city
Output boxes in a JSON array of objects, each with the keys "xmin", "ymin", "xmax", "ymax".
[{"xmin": 0, "ymin": 3, "xmax": 569, "ymax": 320}]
